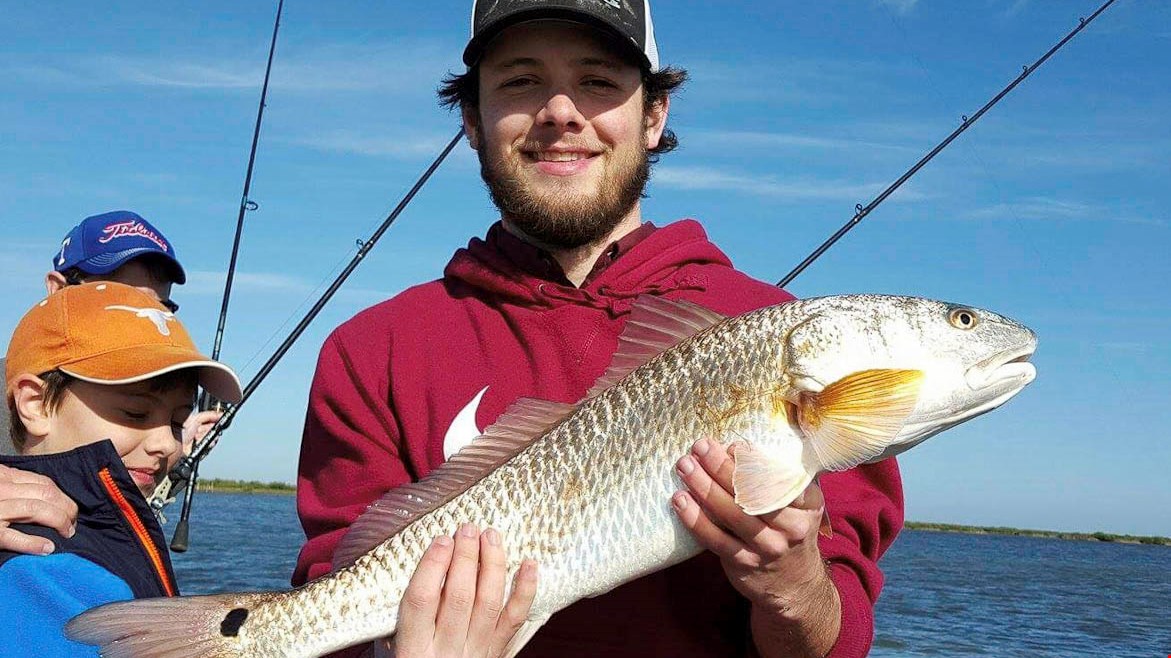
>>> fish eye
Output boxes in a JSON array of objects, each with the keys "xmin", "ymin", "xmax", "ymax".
[{"xmin": 948, "ymin": 307, "xmax": 979, "ymax": 330}]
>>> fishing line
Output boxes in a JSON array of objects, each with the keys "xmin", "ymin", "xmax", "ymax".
[
  {"xmin": 166, "ymin": 0, "xmax": 286, "ymax": 552},
  {"xmin": 234, "ymin": 250, "xmax": 353, "ymax": 374},
  {"xmin": 777, "ymin": 0, "xmax": 1117, "ymax": 289},
  {"xmin": 879, "ymin": 3, "xmax": 1058, "ymax": 302},
  {"xmin": 153, "ymin": 128, "xmax": 466, "ymax": 547},
  {"xmin": 155, "ymin": 0, "xmax": 1117, "ymax": 547}
]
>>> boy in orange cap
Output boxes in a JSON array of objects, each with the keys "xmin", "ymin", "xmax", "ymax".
[{"xmin": 0, "ymin": 281, "xmax": 242, "ymax": 657}]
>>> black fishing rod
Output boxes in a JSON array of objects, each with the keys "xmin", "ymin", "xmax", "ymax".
[
  {"xmin": 159, "ymin": 129, "xmax": 466, "ymax": 549},
  {"xmin": 168, "ymin": 0, "xmax": 284, "ymax": 551},
  {"xmin": 776, "ymin": 0, "xmax": 1116, "ymax": 289},
  {"xmin": 157, "ymin": 0, "xmax": 1116, "ymax": 547},
  {"xmin": 209, "ymin": 0, "xmax": 285, "ymax": 382}
]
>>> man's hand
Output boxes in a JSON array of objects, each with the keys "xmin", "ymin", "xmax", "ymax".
[
  {"xmin": 0, "ymin": 464, "xmax": 78, "ymax": 555},
  {"xmin": 377, "ymin": 523, "xmax": 539, "ymax": 658},
  {"xmin": 672, "ymin": 438, "xmax": 841, "ymax": 658},
  {"xmin": 181, "ymin": 409, "xmax": 224, "ymax": 456}
]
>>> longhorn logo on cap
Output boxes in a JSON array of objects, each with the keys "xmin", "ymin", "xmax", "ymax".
[{"xmin": 105, "ymin": 305, "xmax": 176, "ymax": 336}]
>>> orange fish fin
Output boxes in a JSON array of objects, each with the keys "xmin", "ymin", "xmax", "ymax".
[
  {"xmin": 585, "ymin": 295, "xmax": 726, "ymax": 398},
  {"xmin": 731, "ymin": 441, "xmax": 813, "ymax": 516},
  {"xmin": 817, "ymin": 478, "xmax": 834, "ymax": 538},
  {"xmin": 332, "ymin": 398, "xmax": 576, "ymax": 571},
  {"xmin": 800, "ymin": 369, "xmax": 924, "ymax": 472}
]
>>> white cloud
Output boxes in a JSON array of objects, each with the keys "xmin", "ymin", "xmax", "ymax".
[
  {"xmin": 104, "ymin": 59, "xmax": 259, "ymax": 89},
  {"xmin": 181, "ymin": 269, "xmax": 399, "ymax": 304},
  {"xmin": 1099, "ymin": 342, "xmax": 1151, "ymax": 355},
  {"xmin": 877, "ymin": 0, "xmax": 919, "ymax": 15},
  {"xmin": 288, "ymin": 131, "xmax": 462, "ymax": 159},
  {"xmin": 183, "ymin": 270, "xmax": 314, "ymax": 296},
  {"xmin": 682, "ymin": 57, "xmax": 912, "ymax": 107},
  {"xmin": 1004, "ymin": 0, "xmax": 1031, "ymax": 17},
  {"xmin": 6, "ymin": 40, "xmax": 457, "ymax": 94},
  {"xmin": 964, "ymin": 197, "xmax": 1166, "ymax": 226},
  {"xmin": 654, "ymin": 166, "xmax": 925, "ymax": 202},
  {"xmin": 688, "ymin": 130, "xmax": 920, "ymax": 155}
]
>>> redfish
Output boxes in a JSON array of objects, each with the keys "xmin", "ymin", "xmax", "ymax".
[{"xmin": 68, "ymin": 294, "xmax": 1037, "ymax": 657}]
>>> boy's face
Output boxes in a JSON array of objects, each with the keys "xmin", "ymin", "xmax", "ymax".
[{"xmin": 25, "ymin": 379, "xmax": 194, "ymax": 497}]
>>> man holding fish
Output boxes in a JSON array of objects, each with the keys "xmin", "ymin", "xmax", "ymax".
[
  {"xmin": 24, "ymin": 2, "xmax": 1038, "ymax": 657},
  {"xmin": 293, "ymin": 2, "xmax": 893, "ymax": 656}
]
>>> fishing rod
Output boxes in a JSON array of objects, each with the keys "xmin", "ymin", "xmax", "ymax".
[
  {"xmin": 156, "ymin": 129, "xmax": 466, "ymax": 549},
  {"xmin": 208, "ymin": 0, "xmax": 285, "ymax": 374},
  {"xmin": 168, "ymin": 0, "xmax": 284, "ymax": 551},
  {"xmin": 155, "ymin": 0, "xmax": 1115, "ymax": 546},
  {"xmin": 776, "ymin": 0, "xmax": 1116, "ymax": 289}
]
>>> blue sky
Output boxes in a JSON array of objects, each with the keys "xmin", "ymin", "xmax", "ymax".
[{"xmin": 2, "ymin": 1, "xmax": 1168, "ymax": 537}]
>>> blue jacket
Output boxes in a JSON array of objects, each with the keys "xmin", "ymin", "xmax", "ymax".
[{"xmin": 0, "ymin": 441, "xmax": 178, "ymax": 657}]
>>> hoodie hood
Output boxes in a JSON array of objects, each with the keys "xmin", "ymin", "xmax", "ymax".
[{"xmin": 444, "ymin": 220, "xmax": 734, "ymax": 315}]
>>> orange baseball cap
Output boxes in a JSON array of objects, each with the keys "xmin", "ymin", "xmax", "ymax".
[{"xmin": 5, "ymin": 281, "xmax": 242, "ymax": 403}]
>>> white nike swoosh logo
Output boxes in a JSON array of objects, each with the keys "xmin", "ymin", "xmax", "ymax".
[{"xmin": 443, "ymin": 386, "xmax": 488, "ymax": 460}]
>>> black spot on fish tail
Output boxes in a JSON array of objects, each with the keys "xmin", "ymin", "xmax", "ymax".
[{"xmin": 221, "ymin": 608, "xmax": 249, "ymax": 637}]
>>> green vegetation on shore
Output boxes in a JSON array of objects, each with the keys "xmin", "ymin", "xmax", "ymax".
[
  {"xmin": 189, "ymin": 481, "xmax": 1169, "ymax": 546},
  {"xmin": 906, "ymin": 521, "xmax": 1170, "ymax": 546},
  {"xmin": 196, "ymin": 478, "xmax": 295, "ymax": 494}
]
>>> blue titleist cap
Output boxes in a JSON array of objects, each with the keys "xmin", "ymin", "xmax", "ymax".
[{"xmin": 52, "ymin": 210, "xmax": 186, "ymax": 284}]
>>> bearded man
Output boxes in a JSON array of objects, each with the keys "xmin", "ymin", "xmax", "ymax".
[{"xmin": 294, "ymin": 2, "xmax": 902, "ymax": 657}]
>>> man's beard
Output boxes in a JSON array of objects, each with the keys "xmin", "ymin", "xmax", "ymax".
[{"xmin": 478, "ymin": 137, "xmax": 650, "ymax": 250}]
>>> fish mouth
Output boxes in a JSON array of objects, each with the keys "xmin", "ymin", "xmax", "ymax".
[
  {"xmin": 878, "ymin": 336, "xmax": 1038, "ymax": 461},
  {"xmin": 965, "ymin": 341, "xmax": 1037, "ymax": 391}
]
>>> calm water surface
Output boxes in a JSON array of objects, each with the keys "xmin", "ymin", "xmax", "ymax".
[{"xmin": 166, "ymin": 493, "xmax": 1170, "ymax": 657}]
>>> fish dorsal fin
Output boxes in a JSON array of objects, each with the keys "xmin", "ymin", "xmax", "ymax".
[
  {"xmin": 585, "ymin": 295, "xmax": 727, "ymax": 398},
  {"xmin": 799, "ymin": 369, "xmax": 924, "ymax": 472},
  {"xmin": 332, "ymin": 397, "xmax": 578, "ymax": 571}
]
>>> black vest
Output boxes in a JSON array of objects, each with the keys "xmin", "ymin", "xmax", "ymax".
[{"xmin": 0, "ymin": 440, "xmax": 178, "ymax": 599}]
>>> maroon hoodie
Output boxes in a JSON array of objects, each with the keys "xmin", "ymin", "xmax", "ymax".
[{"xmin": 294, "ymin": 219, "xmax": 902, "ymax": 658}]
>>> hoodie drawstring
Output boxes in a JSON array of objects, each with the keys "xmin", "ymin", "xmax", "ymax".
[{"xmin": 537, "ymin": 273, "xmax": 709, "ymax": 316}]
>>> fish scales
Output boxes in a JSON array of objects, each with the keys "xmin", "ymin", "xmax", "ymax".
[
  {"xmin": 65, "ymin": 295, "xmax": 1038, "ymax": 657},
  {"xmin": 257, "ymin": 309, "xmax": 784, "ymax": 655}
]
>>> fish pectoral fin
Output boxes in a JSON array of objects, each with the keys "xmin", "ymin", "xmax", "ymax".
[
  {"xmin": 800, "ymin": 368, "xmax": 924, "ymax": 472},
  {"xmin": 501, "ymin": 614, "xmax": 552, "ymax": 658},
  {"xmin": 731, "ymin": 442, "xmax": 813, "ymax": 516},
  {"xmin": 819, "ymin": 512, "xmax": 834, "ymax": 538},
  {"xmin": 816, "ymin": 477, "xmax": 834, "ymax": 538}
]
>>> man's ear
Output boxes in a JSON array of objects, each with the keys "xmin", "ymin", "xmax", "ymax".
[
  {"xmin": 11, "ymin": 375, "xmax": 51, "ymax": 447},
  {"xmin": 462, "ymin": 105, "xmax": 482, "ymax": 151},
  {"xmin": 44, "ymin": 271, "xmax": 68, "ymax": 295},
  {"xmin": 644, "ymin": 95, "xmax": 670, "ymax": 151}
]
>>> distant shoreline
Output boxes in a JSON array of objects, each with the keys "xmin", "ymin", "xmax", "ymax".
[
  {"xmin": 905, "ymin": 521, "xmax": 1170, "ymax": 546},
  {"xmin": 193, "ymin": 481, "xmax": 1169, "ymax": 546},
  {"xmin": 195, "ymin": 478, "xmax": 295, "ymax": 495}
]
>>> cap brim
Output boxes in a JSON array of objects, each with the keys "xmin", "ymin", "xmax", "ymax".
[
  {"xmin": 60, "ymin": 345, "xmax": 243, "ymax": 404},
  {"xmin": 77, "ymin": 247, "xmax": 187, "ymax": 285},
  {"xmin": 463, "ymin": 10, "xmax": 652, "ymax": 70}
]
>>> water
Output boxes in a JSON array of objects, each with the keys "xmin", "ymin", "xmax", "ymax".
[
  {"xmin": 165, "ymin": 492, "xmax": 303, "ymax": 593},
  {"xmin": 873, "ymin": 530, "xmax": 1170, "ymax": 657},
  {"xmin": 165, "ymin": 493, "xmax": 1170, "ymax": 657}
]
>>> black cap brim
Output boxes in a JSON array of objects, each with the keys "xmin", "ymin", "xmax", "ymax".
[{"xmin": 463, "ymin": 8, "xmax": 652, "ymax": 70}]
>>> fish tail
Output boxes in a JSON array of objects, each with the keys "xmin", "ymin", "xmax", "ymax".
[{"xmin": 65, "ymin": 592, "xmax": 269, "ymax": 657}]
